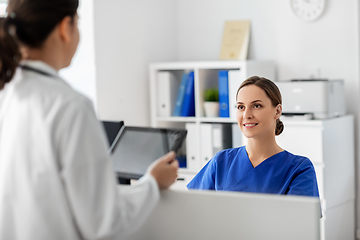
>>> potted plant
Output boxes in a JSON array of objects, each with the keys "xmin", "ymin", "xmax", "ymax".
[{"xmin": 203, "ymin": 88, "xmax": 219, "ymax": 117}]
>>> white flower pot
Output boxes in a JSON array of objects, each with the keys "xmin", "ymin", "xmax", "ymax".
[{"xmin": 204, "ymin": 102, "xmax": 219, "ymax": 117}]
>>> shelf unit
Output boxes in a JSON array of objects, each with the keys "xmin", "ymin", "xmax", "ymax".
[
  {"xmin": 149, "ymin": 60, "xmax": 276, "ymax": 127},
  {"xmin": 149, "ymin": 60, "xmax": 276, "ymax": 171}
]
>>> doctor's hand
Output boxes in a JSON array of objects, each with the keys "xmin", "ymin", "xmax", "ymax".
[{"xmin": 148, "ymin": 151, "xmax": 178, "ymax": 189}]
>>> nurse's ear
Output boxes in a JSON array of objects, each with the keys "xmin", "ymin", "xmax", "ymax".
[
  {"xmin": 275, "ymin": 104, "xmax": 282, "ymax": 119},
  {"xmin": 58, "ymin": 16, "xmax": 73, "ymax": 43}
]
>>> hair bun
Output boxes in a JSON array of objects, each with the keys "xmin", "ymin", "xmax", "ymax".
[{"xmin": 275, "ymin": 119, "xmax": 284, "ymax": 136}]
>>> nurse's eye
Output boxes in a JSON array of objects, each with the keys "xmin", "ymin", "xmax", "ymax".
[
  {"xmin": 237, "ymin": 105, "xmax": 244, "ymax": 110},
  {"xmin": 253, "ymin": 104, "xmax": 262, "ymax": 109}
]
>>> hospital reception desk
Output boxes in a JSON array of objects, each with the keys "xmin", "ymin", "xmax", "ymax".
[{"xmin": 123, "ymin": 189, "xmax": 321, "ymax": 240}]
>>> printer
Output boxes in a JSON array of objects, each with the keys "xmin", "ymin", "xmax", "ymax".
[{"xmin": 275, "ymin": 79, "xmax": 346, "ymax": 119}]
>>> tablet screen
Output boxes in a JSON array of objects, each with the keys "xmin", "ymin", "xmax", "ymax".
[{"xmin": 109, "ymin": 126, "xmax": 187, "ymax": 179}]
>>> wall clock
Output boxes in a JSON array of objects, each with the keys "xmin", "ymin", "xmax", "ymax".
[{"xmin": 291, "ymin": 0, "xmax": 326, "ymax": 21}]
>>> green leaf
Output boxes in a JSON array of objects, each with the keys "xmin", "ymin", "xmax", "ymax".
[{"xmin": 204, "ymin": 88, "xmax": 219, "ymax": 102}]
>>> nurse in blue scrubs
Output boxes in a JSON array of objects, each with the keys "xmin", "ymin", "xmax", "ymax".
[{"xmin": 187, "ymin": 76, "xmax": 319, "ymax": 198}]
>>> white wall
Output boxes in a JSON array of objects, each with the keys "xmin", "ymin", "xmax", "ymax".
[
  {"xmin": 0, "ymin": 3, "xmax": 6, "ymax": 16},
  {"xmin": 94, "ymin": 0, "xmax": 177, "ymax": 125},
  {"xmin": 0, "ymin": 1, "xmax": 97, "ymax": 111},
  {"xmin": 60, "ymin": 0, "xmax": 97, "ymax": 112},
  {"xmin": 94, "ymin": 0, "xmax": 360, "ymax": 235}
]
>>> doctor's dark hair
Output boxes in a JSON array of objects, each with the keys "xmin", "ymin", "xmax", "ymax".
[
  {"xmin": 236, "ymin": 76, "xmax": 284, "ymax": 136},
  {"xmin": 0, "ymin": 0, "xmax": 79, "ymax": 88}
]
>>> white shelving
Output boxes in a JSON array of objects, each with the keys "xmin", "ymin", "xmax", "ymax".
[
  {"xmin": 149, "ymin": 60, "xmax": 276, "ymax": 127},
  {"xmin": 149, "ymin": 60, "xmax": 276, "ymax": 172}
]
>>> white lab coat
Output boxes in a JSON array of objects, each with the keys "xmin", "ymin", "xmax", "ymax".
[{"xmin": 0, "ymin": 60, "xmax": 160, "ymax": 240}]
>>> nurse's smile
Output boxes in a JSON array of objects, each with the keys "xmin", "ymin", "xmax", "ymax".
[{"xmin": 243, "ymin": 123, "xmax": 258, "ymax": 128}]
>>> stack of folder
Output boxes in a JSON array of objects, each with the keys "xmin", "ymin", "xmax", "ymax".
[
  {"xmin": 173, "ymin": 71, "xmax": 195, "ymax": 117},
  {"xmin": 218, "ymin": 70, "xmax": 244, "ymax": 118}
]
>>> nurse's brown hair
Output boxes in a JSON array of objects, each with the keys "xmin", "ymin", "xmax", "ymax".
[
  {"xmin": 0, "ymin": 0, "xmax": 79, "ymax": 89},
  {"xmin": 236, "ymin": 76, "xmax": 284, "ymax": 136}
]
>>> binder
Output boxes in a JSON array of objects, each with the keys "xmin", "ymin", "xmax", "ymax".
[
  {"xmin": 200, "ymin": 124, "xmax": 213, "ymax": 166},
  {"xmin": 173, "ymin": 73, "xmax": 189, "ymax": 116},
  {"xmin": 157, "ymin": 71, "xmax": 178, "ymax": 117},
  {"xmin": 185, "ymin": 123, "xmax": 200, "ymax": 170},
  {"xmin": 231, "ymin": 123, "xmax": 243, "ymax": 148},
  {"xmin": 220, "ymin": 20, "xmax": 250, "ymax": 60},
  {"xmin": 218, "ymin": 70, "xmax": 229, "ymax": 118},
  {"xmin": 228, "ymin": 70, "xmax": 243, "ymax": 119},
  {"xmin": 200, "ymin": 123, "xmax": 233, "ymax": 168},
  {"xmin": 212, "ymin": 124, "xmax": 232, "ymax": 153},
  {"xmin": 181, "ymin": 71, "xmax": 195, "ymax": 117}
]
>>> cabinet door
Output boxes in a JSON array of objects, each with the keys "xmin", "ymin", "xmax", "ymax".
[
  {"xmin": 275, "ymin": 125, "xmax": 323, "ymax": 164},
  {"xmin": 185, "ymin": 123, "xmax": 201, "ymax": 170},
  {"xmin": 313, "ymin": 163, "xmax": 325, "ymax": 205}
]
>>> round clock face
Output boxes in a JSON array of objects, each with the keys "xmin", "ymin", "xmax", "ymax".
[{"xmin": 291, "ymin": 0, "xmax": 326, "ymax": 21}]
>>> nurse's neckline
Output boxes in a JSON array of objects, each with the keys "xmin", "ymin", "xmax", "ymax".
[{"xmin": 245, "ymin": 148, "xmax": 286, "ymax": 168}]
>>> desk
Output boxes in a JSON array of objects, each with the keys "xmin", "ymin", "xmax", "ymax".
[{"xmin": 123, "ymin": 189, "xmax": 320, "ymax": 240}]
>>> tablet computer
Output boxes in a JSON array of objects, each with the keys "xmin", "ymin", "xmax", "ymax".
[
  {"xmin": 101, "ymin": 120, "xmax": 124, "ymax": 147},
  {"xmin": 109, "ymin": 126, "xmax": 187, "ymax": 180}
]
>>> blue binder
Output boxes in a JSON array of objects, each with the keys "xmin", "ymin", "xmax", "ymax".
[
  {"xmin": 218, "ymin": 70, "xmax": 229, "ymax": 118},
  {"xmin": 173, "ymin": 73, "xmax": 188, "ymax": 116},
  {"xmin": 181, "ymin": 71, "xmax": 195, "ymax": 117}
]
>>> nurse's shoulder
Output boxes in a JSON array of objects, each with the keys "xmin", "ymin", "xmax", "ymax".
[{"xmin": 284, "ymin": 150, "xmax": 316, "ymax": 171}]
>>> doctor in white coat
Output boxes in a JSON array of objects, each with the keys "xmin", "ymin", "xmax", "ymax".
[{"xmin": 0, "ymin": 0, "xmax": 178, "ymax": 239}]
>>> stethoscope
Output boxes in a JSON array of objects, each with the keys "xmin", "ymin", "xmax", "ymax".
[
  {"xmin": 20, "ymin": 65, "xmax": 55, "ymax": 78},
  {"xmin": 1, "ymin": 64, "xmax": 56, "ymax": 123}
]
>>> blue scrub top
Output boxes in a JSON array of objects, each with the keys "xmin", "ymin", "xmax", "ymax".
[{"xmin": 187, "ymin": 146, "xmax": 319, "ymax": 197}]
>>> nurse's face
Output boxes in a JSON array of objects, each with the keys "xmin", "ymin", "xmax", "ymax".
[{"xmin": 236, "ymin": 85, "xmax": 281, "ymax": 140}]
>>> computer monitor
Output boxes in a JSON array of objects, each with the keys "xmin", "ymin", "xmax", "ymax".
[{"xmin": 109, "ymin": 126, "xmax": 187, "ymax": 182}]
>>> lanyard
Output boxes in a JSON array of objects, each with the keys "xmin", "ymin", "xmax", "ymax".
[{"xmin": 20, "ymin": 65, "xmax": 54, "ymax": 77}]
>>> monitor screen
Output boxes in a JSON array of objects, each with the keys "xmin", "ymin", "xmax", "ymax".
[{"xmin": 109, "ymin": 126, "xmax": 187, "ymax": 180}]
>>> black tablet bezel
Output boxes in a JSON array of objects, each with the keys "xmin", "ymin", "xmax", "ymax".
[{"xmin": 109, "ymin": 126, "xmax": 187, "ymax": 179}]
